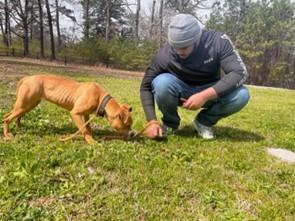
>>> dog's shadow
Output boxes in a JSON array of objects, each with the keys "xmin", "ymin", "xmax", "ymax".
[
  {"xmin": 15, "ymin": 123, "xmax": 263, "ymax": 143},
  {"xmin": 18, "ymin": 123, "xmax": 144, "ymax": 142},
  {"xmin": 176, "ymin": 125, "xmax": 264, "ymax": 142}
]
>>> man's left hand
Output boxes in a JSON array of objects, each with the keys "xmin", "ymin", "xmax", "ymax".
[
  {"xmin": 182, "ymin": 93, "xmax": 207, "ymax": 110},
  {"xmin": 182, "ymin": 87, "xmax": 218, "ymax": 110}
]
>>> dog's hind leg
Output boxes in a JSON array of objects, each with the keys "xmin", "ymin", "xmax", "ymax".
[
  {"xmin": 3, "ymin": 100, "xmax": 40, "ymax": 139},
  {"xmin": 3, "ymin": 84, "xmax": 41, "ymax": 139},
  {"xmin": 16, "ymin": 117, "xmax": 21, "ymax": 128},
  {"xmin": 14, "ymin": 100, "xmax": 40, "ymax": 129},
  {"xmin": 3, "ymin": 108, "xmax": 27, "ymax": 139}
]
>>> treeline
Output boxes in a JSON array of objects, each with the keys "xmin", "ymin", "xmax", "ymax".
[
  {"xmin": 207, "ymin": 0, "xmax": 295, "ymax": 88},
  {"xmin": 0, "ymin": 0, "xmax": 294, "ymax": 88}
]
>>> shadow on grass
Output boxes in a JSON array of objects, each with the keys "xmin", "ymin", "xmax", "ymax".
[
  {"xmin": 14, "ymin": 123, "xmax": 263, "ymax": 143},
  {"xmin": 176, "ymin": 125, "xmax": 264, "ymax": 142},
  {"xmin": 16, "ymin": 123, "xmax": 147, "ymax": 142}
]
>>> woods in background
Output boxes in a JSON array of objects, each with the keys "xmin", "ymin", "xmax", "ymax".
[{"xmin": 0, "ymin": 0, "xmax": 294, "ymax": 88}]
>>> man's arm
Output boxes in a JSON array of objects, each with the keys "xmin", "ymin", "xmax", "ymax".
[
  {"xmin": 212, "ymin": 34, "xmax": 249, "ymax": 97},
  {"xmin": 140, "ymin": 52, "xmax": 169, "ymax": 139},
  {"xmin": 140, "ymin": 72, "xmax": 157, "ymax": 121},
  {"xmin": 140, "ymin": 50, "xmax": 167, "ymax": 121}
]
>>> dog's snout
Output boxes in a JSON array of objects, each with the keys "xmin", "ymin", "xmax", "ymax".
[{"xmin": 127, "ymin": 130, "xmax": 135, "ymax": 139}]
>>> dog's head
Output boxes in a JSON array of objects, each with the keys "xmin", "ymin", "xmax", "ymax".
[{"xmin": 108, "ymin": 104, "xmax": 134, "ymax": 137}]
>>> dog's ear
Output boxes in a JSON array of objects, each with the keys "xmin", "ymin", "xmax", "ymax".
[
  {"xmin": 122, "ymin": 104, "xmax": 132, "ymax": 112},
  {"xmin": 118, "ymin": 111, "xmax": 130, "ymax": 125},
  {"xmin": 119, "ymin": 105, "xmax": 132, "ymax": 125}
]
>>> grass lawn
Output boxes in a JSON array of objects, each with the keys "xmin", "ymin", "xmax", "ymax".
[{"xmin": 0, "ymin": 58, "xmax": 295, "ymax": 220}]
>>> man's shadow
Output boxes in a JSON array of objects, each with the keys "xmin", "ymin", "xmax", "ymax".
[{"xmin": 176, "ymin": 125, "xmax": 264, "ymax": 142}]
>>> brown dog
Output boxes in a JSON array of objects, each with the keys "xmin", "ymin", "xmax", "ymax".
[{"xmin": 3, "ymin": 74, "xmax": 133, "ymax": 144}]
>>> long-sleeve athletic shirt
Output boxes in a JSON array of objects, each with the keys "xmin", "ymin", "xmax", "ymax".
[{"xmin": 140, "ymin": 30, "xmax": 249, "ymax": 122}]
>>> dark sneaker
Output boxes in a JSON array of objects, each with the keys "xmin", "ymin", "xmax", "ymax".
[
  {"xmin": 153, "ymin": 124, "xmax": 175, "ymax": 141},
  {"xmin": 161, "ymin": 124, "xmax": 176, "ymax": 136}
]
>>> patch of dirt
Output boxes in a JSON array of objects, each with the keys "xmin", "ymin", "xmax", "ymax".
[
  {"xmin": 0, "ymin": 56, "xmax": 144, "ymax": 80},
  {"xmin": 28, "ymin": 196, "xmax": 57, "ymax": 208}
]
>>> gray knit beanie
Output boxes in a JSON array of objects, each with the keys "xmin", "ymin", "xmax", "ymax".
[{"xmin": 168, "ymin": 14, "xmax": 202, "ymax": 48}]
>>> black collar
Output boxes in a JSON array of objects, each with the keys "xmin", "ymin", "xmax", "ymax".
[{"xmin": 96, "ymin": 94, "xmax": 113, "ymax": 117}]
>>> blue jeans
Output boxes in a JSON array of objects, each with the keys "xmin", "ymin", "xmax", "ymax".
[{"xmin": 152, "ymin": 73, "xmax": 250, "ymax": 129}]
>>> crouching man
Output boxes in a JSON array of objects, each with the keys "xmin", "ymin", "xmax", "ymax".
[{"xmin": 140, "ymin": 13, "xmax": 250, "ymax": 140}]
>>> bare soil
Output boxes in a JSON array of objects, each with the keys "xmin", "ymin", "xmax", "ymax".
[{"xmin": 0, "ymin": 56, "xmax": 144, "ymax": 82}]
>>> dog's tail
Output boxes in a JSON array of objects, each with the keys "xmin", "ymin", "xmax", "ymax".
[{"xmin": 3, "ymin": 111, "xmax": 12, "ymax": 119}]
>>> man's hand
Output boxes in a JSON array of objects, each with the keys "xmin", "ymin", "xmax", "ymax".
[
  {"xmin": 144, "ymin": 120, "xmax": 162, "ymax": 139},
  {"xmin": 182, "ymin": 87, "xmax": 218, "ymax": 110}
]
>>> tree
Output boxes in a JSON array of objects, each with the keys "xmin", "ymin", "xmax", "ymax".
[
  {"xmin": 4, "ymin": 0, "xmax": 11, "ymax": 49},
  {"xmin": 165, "ymin": 0, "xmax": 210, "ymax": 18},
  {"xmin": 134, "ymin": 0, "xmax": 140, "ymax": 40},
  {"xmin": 55, "ymin": 0, "xmax": 61, "ymax": 49},
  {"xmin": 79, "ymin": 0, "xmax": 127, "ymax": 40},
  {"xmin": 207, "ymin": 0, "xmax": 295, "ymax": 88},
  {"xmin": 37, "ymin": 0, "xmax": 44, "ymax": 57},
  {"xmin": 159, "ymin": 0, "xmax": 164, "ymax": 45},
  {"xmin": 10, "ymin": 0, "xmax": 33, "ymax": 56},
  {"xmin": 149, "ymin": 0, "xmax": 156, "ymax": 38},
  {"xmin": 45, "ymin": 0, "xmax": 55, "ymax": 60},
  {"xmin": 105, "ymin": 0, "xmax": 110, "ymax": 41},
  {"xmin": 54, "ymin": 0, "xmax": 75, "ymax": 49},
  {"xmin": 80, "ymin": 0, "xmax": 91, "ymax": 40}
]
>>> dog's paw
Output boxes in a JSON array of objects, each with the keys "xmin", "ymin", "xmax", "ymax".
[
  {"xmin": 85, "ymin": 136, "xmax": 97, "ymax": 145},
  {"xmin": 3, "ymin": 133, "xmax": 14, "ymax": 140}
]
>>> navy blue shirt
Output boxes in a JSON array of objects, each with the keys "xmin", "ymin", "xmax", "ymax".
[{"xmin": 140, "ymin": 30, "xmax": 249, "ymax": 121}]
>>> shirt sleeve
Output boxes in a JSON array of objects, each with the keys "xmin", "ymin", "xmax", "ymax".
[
  {"xmin": 212, "ymin": 34, "xmax": 249, "ymax": 97},
  {"xmin": 140, "ymin": 53, "xmax": 166, "ymax": 121}
]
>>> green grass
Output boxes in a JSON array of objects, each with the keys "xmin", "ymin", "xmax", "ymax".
[{"xmin": 0, "ymin": 60, "xmax": 295, "ymax": 220}]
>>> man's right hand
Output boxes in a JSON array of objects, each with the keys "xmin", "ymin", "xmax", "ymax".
[{"xmin": 144, "ymin": 120, "xmax": 163, "ymax": 139}]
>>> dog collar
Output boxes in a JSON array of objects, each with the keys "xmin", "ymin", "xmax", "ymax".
[{"xmin": 96, "ymin": 94, "xmax": 113, "ymax": 117}]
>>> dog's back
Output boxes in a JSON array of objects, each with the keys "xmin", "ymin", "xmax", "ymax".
[{"xmin": 20, "ymin": 75, "xmax": 81, "ymax": 110}]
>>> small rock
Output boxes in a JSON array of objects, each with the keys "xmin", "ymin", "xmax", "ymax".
[
  {"xmin": 267, "ymin": 148, "xmax": 295, "ymax": 164},
  {"xmin": 87, "ymin": 166, "xmax": 96, "ymax": 174}
]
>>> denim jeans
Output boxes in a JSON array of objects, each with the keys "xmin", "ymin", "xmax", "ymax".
[{"xmin": 152, "ymin": 73, "xmax": 250, "ymax": 129}]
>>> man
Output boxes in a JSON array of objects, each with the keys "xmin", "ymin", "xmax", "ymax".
[{"xmin": 140, "ymin": 13, "xmax": 250, "ymax": 140}]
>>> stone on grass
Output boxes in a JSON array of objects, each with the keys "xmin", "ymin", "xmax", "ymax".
[{"xmin": 267, "ymin": 147, "xmax": 295, "ymax": 164}]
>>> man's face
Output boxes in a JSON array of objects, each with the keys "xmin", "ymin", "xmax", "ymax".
[{"xmin": 174, "ymin": 44, "xmax": 195, "ymax": 59}]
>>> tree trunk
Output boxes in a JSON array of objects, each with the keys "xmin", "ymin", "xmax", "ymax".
[
  {"xmin": 105, "ymin": 0, "xmax": 111, "ymax": 42},
  {"xmin": 38, "ymin": 0, "xmax": 44, "ymax": 58},
  {"xmin": 149, "ymin": 0, "xmax": 156, "ymax": 38},
  {"xmin": 29, "ymin": 2, "xmax": 33, "ymax": 40},
  {"xmin": 84, "ymin": 0, "xmax": 90, "ymax": 40},
  {"xmin": 135, "ymin": 0, "xmax": 141, "ymax": 39},
  {"xmin": 4, "ymin": 0, "xmax": 11, "ymax": 49},
  {"xmin": 45, "ymin": 0, "xmax": 56, "ymax": 60},
  {"xmin": 0, "ymin": 17, "xmax": 6, "ymax": 44},
  {"xmin": 23, "ymin": 0, "xmax": 29, "ymax": 56},
  {"xmin": 159, "ymin": 0, "xmax": 164, "ymax": 46},
  {"xmin": 55, "ymin": 0, "xmax": 61, "ymax": 50},
  {"xmin": 23, "ymin": 20, "xmax": 29, "ymax": 56}
]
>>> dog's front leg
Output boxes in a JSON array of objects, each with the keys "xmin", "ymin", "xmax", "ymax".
[
  {"xmin": 70, "ymin": 112, "xmax": 96, "ymax": 145},
  {"xmin": 83, "ymin": 115, "xmax": 92, "ymax": 134}
]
